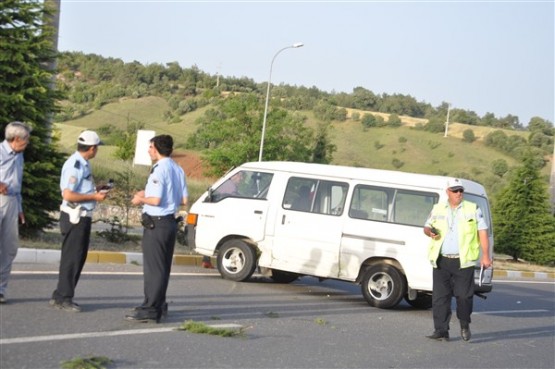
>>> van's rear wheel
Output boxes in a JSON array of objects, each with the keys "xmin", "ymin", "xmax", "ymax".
[
  {"xmin": 217, "ymin": 239, "xmax": 257, "ymax": 282},
  {"xmin": 361, "ymin": 264, "xmax": 406, "ymax": 309}
]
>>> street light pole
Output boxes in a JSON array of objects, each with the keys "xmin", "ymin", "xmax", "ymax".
[{"xmin": 258, "ymin": 42, "xmax": 304, "ymax": 162}]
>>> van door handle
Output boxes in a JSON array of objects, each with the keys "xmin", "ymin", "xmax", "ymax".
[
  {"xmin": 254, "ymin": 210, "xmax": 263, "ymax": 214},
  {"xmin": 282, "ymin": 215, "xmax": 285, "ymax": 224}
]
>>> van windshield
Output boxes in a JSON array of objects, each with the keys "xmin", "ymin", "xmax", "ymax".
[{"xmin": 210, "ymin": 170, "xmax": 274, "ymax": 202}]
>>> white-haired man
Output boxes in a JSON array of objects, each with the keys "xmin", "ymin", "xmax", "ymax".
[{"xmin": 0, "ymin": 121, "xmax": 32, "ymax": 304}]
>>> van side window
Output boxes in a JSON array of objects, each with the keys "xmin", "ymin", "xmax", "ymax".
[
  {"xmin": 350, "ymin": 185, "xmax": 438, "ymax": 226},
  {"xmin": 284, "ymin": 177, "xmax": 348, "ymax": 216},
  {"xmin": 393, "ymin": 190, "xmax": 438, "ymax": 226},
  {"xmin": 350, "ymin": 186, "xmax": 389, "ymax": 221},
  {"xmin": 211, "ymin": 171, "xmax": 273, "ymax": 202}
]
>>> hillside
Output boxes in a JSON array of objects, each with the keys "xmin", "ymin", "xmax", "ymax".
[{"xmin": 54, "ymin": 96, "xmax": 553, "ymax": 200}]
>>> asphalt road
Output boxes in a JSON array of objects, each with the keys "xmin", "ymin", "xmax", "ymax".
[{"xmin": 1, "ymin": 263, "xmax": 554, "ymax": 369}]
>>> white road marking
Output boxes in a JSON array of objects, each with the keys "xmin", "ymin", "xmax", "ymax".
[
  {"xmin": 474, "ymin": 309, "xmax": 550, "ymax": 315},
  {"xmin": 493, "ymin": 280, "xmax": 555, "ymax": 285},
  {"xmin": 11, "ymin": 271, "xmax": 217, "ymax": 276},
  {"xmin": 0, "ymin": 327, "xmax": 175, "ymax": 345},
  {"xmin": 0, "ymin": 324, "xmax": 244, "ymax": 345}
]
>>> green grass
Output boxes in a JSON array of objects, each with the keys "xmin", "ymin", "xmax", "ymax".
[
  {"xmin": 60, "ymin": 355, "xmax": 113, "ymax": 369},
  {"xmin": 177, "ymin": 320, "xmax": 245, "ymax": 337},
  {"xmin": 55, "ymin": 96, "xmax": 206, "ymax": 150},
  {"xmin": 329, "ymin": 120, "xmax": 519, "ymax": 177}
]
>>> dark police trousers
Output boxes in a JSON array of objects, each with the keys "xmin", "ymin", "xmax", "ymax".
[
  {"xmin": 52, "ymin": 212, "xmax": 92, "ymax": 302},
  {"xmin": 431, "ymin": 256, "xmax": 475, "ymax": 332},
  {"xmin": 140, "ymin": 215, "xmax": 177, "ymax": 317}
]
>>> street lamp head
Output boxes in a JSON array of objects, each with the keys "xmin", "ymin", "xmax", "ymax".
[{"xmin": 292, "ymin": 42, "xmax": 304, "ymax": 48}]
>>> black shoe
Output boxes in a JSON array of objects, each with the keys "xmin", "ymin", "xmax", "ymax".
[
  {"xmin": 131, "ymin": 302, "xmax": 168, "ymax": 318},
  {"xmin": 0, "ymin": 294, "xmax": 6, "ymax": 304},
  {"xmin": 426, "ymin": 330, "xmax": 449, "ymax": 341},
  {"xmin": 49, "ymin": 299, "xmax": 82, "ymax": 312},
  {"xmin": 125, "ymin": 311, "xmax": 160, "ymax": 323},
  {"xmin": 461, "ymin": 327, "xmax": 471, "ymax": 341}
]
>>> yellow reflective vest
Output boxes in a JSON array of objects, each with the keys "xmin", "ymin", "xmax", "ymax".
[{"xmin": 427, "ymin": 200, "xmax": 480, "ymax": 269}]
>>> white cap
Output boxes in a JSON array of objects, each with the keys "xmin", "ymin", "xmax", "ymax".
[
  {"xmin": 77, "ymin": 130, "xmax": 102, "ymax": 146},
  {"xmin": 446, "ymin": 178, "xmax": 464, "ymax": 191}
]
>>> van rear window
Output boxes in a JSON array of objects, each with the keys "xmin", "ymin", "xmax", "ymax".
[{"xmin": 350, "ymin": 185, "xmax": 438, "ymax": 227}]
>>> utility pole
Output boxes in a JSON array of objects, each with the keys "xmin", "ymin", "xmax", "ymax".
[
  {"xmin": 551, "ymin": 138, "xmax": 555, "ymax": 214},
  {"xmin": 44, "ymin": 0, "xmax": 61, "ymax": 140},
  {"xmin": 216, "ymin": 63, "xmax": 221, "ymax": 87},
  {"xmin": 443, "ymin": 103, "xmax": 451, "ymax": 138}
]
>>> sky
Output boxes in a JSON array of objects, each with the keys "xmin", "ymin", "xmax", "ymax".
[{"xmin": 57, "ymin": 0, "xmax": 554, "ymax": 126}]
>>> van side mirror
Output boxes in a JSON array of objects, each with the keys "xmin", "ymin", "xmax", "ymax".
[{"xmin": 205, "ymin": 187, "xmax": 214, "ymax": 203}]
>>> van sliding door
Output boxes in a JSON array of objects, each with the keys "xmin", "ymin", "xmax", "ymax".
[{"xmin": 271, "ymin": 177, "xmax": 348, "ymax": 278}]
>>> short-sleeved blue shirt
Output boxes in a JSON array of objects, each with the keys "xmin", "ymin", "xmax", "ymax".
[
  {"xmin": 0, "ymin": 140, "xmax": 24, "ymax": 212},
  {"xmin": 143, "ymin": 157, "xmax": 188, "ymax": 216},
  {"xmin": 60, "ymin": 151, "xmax": 96, "ymax": 211}
]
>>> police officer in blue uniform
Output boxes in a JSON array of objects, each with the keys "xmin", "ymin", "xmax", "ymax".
[
  {"xmin": 50, "ymin": 130, "xmax": 109, "ymax": 312},
  {"xmin": 126, "ymin": 134, "xmax": 188, "ymax": 323}
]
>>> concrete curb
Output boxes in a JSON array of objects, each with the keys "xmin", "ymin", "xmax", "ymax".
[
  {"xmin": 14, "ymin": 248, "xmax": 214, "ymax": 268},
  {"xmin": 14, "ymin": 248, "xmax": 554, "ymax": 280}
]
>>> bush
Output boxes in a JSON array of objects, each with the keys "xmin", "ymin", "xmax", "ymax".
[{"xmin": 462, "ymin": 129, "xmax": 476, "ymax": 143}]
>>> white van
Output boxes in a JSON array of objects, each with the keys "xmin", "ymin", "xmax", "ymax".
[{"xmin": 186, "ymin": 161, "xmax": 493, "ymax": 309}]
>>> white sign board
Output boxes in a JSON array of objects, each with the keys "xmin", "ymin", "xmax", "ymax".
[{"xmin": 133, "ymin": 130, "xmax": 155, "ymax": 166}]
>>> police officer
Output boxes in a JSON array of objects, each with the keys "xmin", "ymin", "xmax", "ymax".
[
  {"xmin": 50, "ymin": 130, "xmax": 108, "ymax": 312},
  {"xmin": 126, "ymin": 134, "xmax": 188, "ymax": 323},
  {"xmin": 424, "ymin": 178, "xmax": 492, "ymax": 342}
]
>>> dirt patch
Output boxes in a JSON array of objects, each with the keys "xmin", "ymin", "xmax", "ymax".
[{"xmin": 172, "ymin": 150, "xmax": 209, "ymax": 179}]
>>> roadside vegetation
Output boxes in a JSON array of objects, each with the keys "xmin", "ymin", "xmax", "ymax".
[
  {"xmin": 60, "ymin": 355, "xmax": 113, "ymax": 369},
  {"xmin": 177, "ymin": 320, "xmax": 246, "ymax": 338}
]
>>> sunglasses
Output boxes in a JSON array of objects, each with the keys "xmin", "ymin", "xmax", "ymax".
[{"xmin": 449, "ymin": 188, "xmax": 464, "ymax": 193}]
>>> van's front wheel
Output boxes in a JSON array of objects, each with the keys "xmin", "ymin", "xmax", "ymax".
[
  {"xmin": 217, "ymin": 239, "xmax": 257, "ymax": 282},
  {"xmin": 361, "ymin": 264, "xmax": 406, "ymax": 309}
]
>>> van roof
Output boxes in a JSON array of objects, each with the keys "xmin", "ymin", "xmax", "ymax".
[{"xmin": 238, "ymin": 161, "xmax": 488, "ymax": 197}]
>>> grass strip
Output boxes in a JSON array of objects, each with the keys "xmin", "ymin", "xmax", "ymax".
[{"xmin": 177, "ymin": 320, "xmax": 245, "ymax": 337}]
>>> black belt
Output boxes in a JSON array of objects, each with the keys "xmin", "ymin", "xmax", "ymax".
[{"xmin": 148, "ymin": 214, "xmax": 175, "ymax": 221}]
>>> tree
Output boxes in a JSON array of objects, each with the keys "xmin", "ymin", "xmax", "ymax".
[
  {"xmin": 0, "ymin": 0, "xmax": 65, "ymax": 236},
  {"xmin": 528, "ymin": 116, "xmax": 554, "ymax": 136},
  {"xmin": 186, "ymin": 94, "xmax": 318, "ymax": 175},
  {"xmin": 311, "ymin": 123, "xmax": 336, "ymax": 164},
  {"xmin": 114, "ymin": 121, "xmax": 144, "ymax": 161},
  {"xmin": 492, "ymin": 153, "xmax": 555, "ymax": 265}
]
